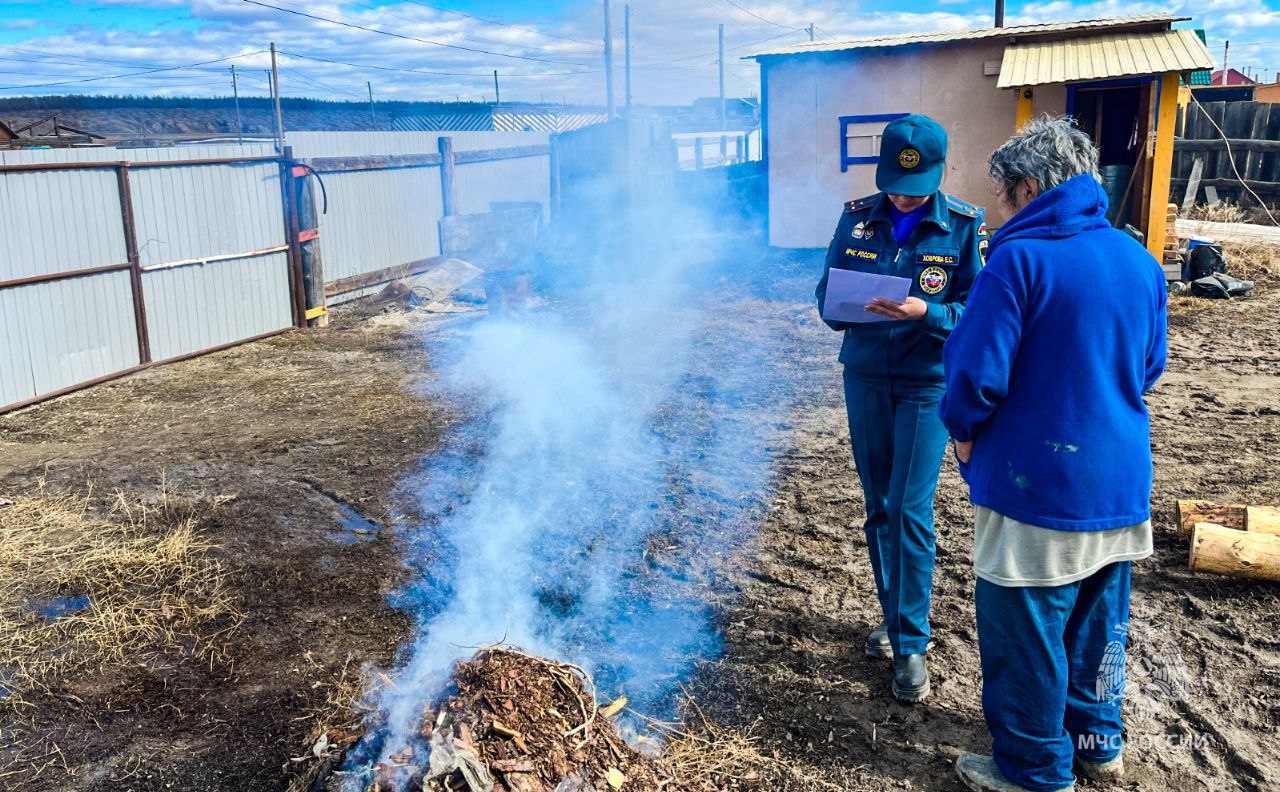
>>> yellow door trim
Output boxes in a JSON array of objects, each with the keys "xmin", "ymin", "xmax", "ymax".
[
  {"xmin": 1145, "ymin": 72, "xmax": 1180, "ymax": 262},
  {"xmin": 1015, "ymin": 87, "xmax": 1034, "ymax": 131}
]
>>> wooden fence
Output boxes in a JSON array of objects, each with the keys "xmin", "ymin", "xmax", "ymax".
[{"xmin": 1174, "ymin": 101, "xmax": 1280, "ymax": 206}]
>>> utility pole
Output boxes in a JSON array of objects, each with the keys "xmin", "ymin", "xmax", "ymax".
[
  {"xmin": 718, "ymin": 23, "xmax": 726, "ymax": 132},
  {"xmin": 229, "ymin": 64, "xmax": 243, "ymax": 145},
  {"xmin": 624, "ymin": 4, "xmax": 632, "ymax": 112},
  {"xmin": 493, "ymin": 70, "xmax": 500, "ymax": 105},
  {"xmin": 1222, "ymin": 41, "xmax": 1230, "ymax": 86},
  {"xmin": 269, "ymin": 42, "xmax": 285, "ymax": 152},
  {"xmin": 807, "ymin": 23, "xmax": 815, "ymax": 41},
  {"xmin": 603, "ymin": 0, "xmax": 615, "ymax": 118},
  {"xmin": 367, "ymin": 81, "xmax": 376, "ymax": 126}
]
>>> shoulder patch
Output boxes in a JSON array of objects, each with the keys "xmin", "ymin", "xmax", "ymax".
[
  {"xmin": 944, "ymin": 194, "xmax": 983, "ymax": 219},
  {"xmin": 845, "ymin": 193, "xmax": 879, "ymax": 212}
]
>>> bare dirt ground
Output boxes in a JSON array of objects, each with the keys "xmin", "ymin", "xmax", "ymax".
[{"xmin": 2, "ymin": 256, "xmax": 1278, "ymax": 791}]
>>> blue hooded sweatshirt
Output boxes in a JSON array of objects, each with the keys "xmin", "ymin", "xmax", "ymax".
[{"xmin": 939, "ymin": 174, "xmax": 1168, "ymax": 531}]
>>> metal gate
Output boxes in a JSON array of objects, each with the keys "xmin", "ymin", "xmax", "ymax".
[{"xmin": 0, "ymin": 146, "xmax": 304, "ymax": 412}]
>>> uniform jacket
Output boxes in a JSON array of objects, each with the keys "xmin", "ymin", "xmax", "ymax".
[
  {"xmin": 939, "ymin": 174, "xmax": 1168, "ymax": 531},
  {"xmin": 816, "ymin": 190, "xmax": 987, "ymax": 387}
]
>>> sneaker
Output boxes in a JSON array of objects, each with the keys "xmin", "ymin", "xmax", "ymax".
[{"xmin": 955, "ymin": 753, "xmax": 1074, "ymax": 792}]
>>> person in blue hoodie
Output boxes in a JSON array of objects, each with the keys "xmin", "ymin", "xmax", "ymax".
[
  {"xmin": 816, "ymin": 115, "xmax": 987, "ymax": 703},
  {"xmin": 941, "ymin": 116, "xmax": 1167, "ymax": 792}
]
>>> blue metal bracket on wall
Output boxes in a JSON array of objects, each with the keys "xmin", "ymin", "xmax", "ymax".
[{"xmin": 840, "ymin": 113, "xmax": 909, "ymax": 173}]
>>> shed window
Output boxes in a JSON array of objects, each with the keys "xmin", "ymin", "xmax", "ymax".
[{"xmin": 840, "ymin": 113, "xmax": 909, "ymax": 173}]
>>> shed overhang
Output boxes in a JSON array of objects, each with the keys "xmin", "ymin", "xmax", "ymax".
[{"xmin": 996, "ymin": 28, "xmax": 1214, "ymax": 88}]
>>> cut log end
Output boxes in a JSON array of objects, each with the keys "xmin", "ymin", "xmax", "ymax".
[{"xmin": 1190, "ymin": 522, "xmax": 1280, "ymax": 583}]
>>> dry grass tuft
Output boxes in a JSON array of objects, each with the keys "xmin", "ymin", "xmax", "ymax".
[
  {"xmin": 642, "ymin": 695, "xmax": 847, "ymax": 792},
  {"xmin": 0, "ymin": 481, "xmax": 242, "ymax": 713},
  {"xmin": 1221, "ymin": 240, "xmax": 1280, "ymax": 285},
  {"xmin": 1182, "ymin": 202, "xmax": 1249, "ymax": 224}
]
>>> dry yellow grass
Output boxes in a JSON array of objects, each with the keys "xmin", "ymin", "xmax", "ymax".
[{"xmin": 0, "ymin": 482, "xmax": 242, "ymax": 714}]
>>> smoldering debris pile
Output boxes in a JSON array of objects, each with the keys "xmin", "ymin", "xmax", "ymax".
[{"xmin": 334, "ymin": 648, "xmax": 670, "ymax": 792}]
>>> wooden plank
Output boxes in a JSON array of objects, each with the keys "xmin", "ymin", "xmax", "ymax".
[
  {"xmin": 454, "ymin": 144, "xmax": 551, "ymax": 164},
  {"xmin": 1266, "ymin": 106, "xmax": 1280, "ymax": 183},
  {"xmin": 1203, "ymin": 101, "xmax": 1227, "ymax": 178},
  {"xmin": 1175, "ymin": 218, "xmax": 1280, "ymax": 245},
  {"xmin": 1245, "ymin": 104, "xmax": 1271, "ymax": 183},
  {"xmin": 1181, "ymin": 157, "xmax": 1204, "ymax": 210},
  {"xmin": 323, "ymin": 255, "xmax": 448, "ymax": 297},
  {"xmin": 305, "ymin": 152, "xmax": 442, "ymax": 173},
  {"xmin": 438, "ymin": 136, "xmax": 457, "ymax": 217},
  {"xmin": 1145, "ymin": 73, "xmax": 1180, "ymax": 262},
  {"xmin": 1174, "ymin": 138, "xmax": 1280, "ymax": 153},
  {"xmin": 1220, "ymin": 101, "xmax": 1247, "ymax": 180},
  {"xmin": 301, "ymin": 144, "xmax": 550, "ymax": 174},
  {"xmin": 1172, "ymin": 177, "xmax": 1280, "ymax": 192}
]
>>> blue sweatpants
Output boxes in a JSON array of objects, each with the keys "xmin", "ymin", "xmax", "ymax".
[
  {"xmin": 843, "ymin": 372, "xmax": 950, "ymax": 656},
  {"xmin": 976, "ymin": 561, "xmax": 1132, "ymax": 791}
]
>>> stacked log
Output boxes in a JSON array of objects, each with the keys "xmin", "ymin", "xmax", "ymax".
[{"xmin": 1180, "ymin": 500, "xmax": 1280, "ymax": 583}]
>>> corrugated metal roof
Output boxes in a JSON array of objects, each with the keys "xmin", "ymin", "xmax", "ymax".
[
  {"xmin": 997, "ymin": 28, "xmax": 1214, "ymax": 88},
  {"xmin": 747, "ymin": 15, "xmax": 1185, "ymax": 59}
]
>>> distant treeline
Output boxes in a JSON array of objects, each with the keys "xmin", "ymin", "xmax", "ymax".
[{"xmin": 0, "ymin": 95, "xmax": 492, "ymax": 113}]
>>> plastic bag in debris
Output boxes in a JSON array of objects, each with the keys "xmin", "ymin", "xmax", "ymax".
[
  {"xmin": 425, "ymin": 731, "xmax": 494, "ymax": 792},
  {"xmin": 552, "ymin": 774, "xmax": 597, "ymax": 792}
]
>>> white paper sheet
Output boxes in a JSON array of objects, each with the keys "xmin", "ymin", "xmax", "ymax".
[{"xmin": 822, "ymin": 268, "xmax": 914, "ymax": 323}]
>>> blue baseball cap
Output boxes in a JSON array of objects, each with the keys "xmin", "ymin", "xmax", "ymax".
[{"xmin": 876, "ymin": 115, "xmax": 948, "ymax": 196}]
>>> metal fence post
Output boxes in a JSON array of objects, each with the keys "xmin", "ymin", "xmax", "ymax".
[{"xmin": 114, "ymin": 163, "xmax": 151, "ymax": 364}]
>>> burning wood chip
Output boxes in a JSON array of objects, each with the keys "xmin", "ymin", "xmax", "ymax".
[{"xmin": 600, "ymin": 695, "xmax": 628, "ymax": 719}]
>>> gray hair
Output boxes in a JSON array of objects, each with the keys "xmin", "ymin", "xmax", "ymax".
[{"xmin": 988, "ymin": 115, "xmax": 1100, "ymax": 207}]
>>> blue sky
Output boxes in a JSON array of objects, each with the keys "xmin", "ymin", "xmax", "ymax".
[{"xmin": 0, "ymin": 0, "xmax": 1275, "ymax": 103}]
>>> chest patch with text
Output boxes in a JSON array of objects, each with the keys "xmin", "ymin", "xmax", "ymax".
[
  {"xmin": 917, "ymin": 252, "xmax": 958, "ymax": 266},
  {"xmin": 844, "ymin": 247, "xmax": 879, "ymax": 261}
]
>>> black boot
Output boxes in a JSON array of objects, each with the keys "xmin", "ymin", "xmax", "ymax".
[
  {"xmin": 892, "ymin": 653, "xmax": 930, "ymax": 703},
  {"xmin": 864, "ymin": 621, "xmax": 892, "ymax": 658}
]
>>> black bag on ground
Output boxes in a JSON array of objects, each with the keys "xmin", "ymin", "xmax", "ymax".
[
  {"xmin": 1185, "ymin": 244, "xmax": 1227, "ymax": 281},
  {"xmin": 1190, "ymin": 272, "xmax": 1254, "ymax": 299}
]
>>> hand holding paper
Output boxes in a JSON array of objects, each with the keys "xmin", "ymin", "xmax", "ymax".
[{"xmin": 822, "ymin": 268, "xmax": 914, "ymax": 323}]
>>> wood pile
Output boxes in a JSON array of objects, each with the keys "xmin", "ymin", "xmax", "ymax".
[
  {"xmin": 355, "ymin": 647, "xmax": 670, "ymax": 792},
  {"xmin": 1178, "ymin": 500, "xmax": 1280, "ymax": 583}
]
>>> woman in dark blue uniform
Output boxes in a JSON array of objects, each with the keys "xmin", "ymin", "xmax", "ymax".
[{"xmin": 816, "ymin": 115, "xmax": 987, "ymax": 702}]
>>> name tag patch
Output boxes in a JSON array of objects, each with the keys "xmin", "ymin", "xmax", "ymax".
[
  {"xmin": 844, "ymin": 247, "xmax": 878, "ymax": 261},
  {"xmin": 919, "ymin": 266, "xmax": 948, "ymax": 295},
  {"xmin": 917, "ymin": 253, "xmax": 958, "ymax": 266}
]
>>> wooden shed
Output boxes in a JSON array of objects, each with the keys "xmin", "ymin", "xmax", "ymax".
[{"xmin": 747, "ymin": 15, "xmax": 1214, "ymax": 266}]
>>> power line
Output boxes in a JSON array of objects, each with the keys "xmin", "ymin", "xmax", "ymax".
[
  {"xmin": 316, "ymin": 0, "xmax": 587, "ymax": 57},
  {"xmin": 0, "ymin": 50, "xmax": 265, "ymax": 91},
  {"xmin": 242, "ymin": 0, "xmax": 592, "ymax": 66},
  {"xmin": 632, "ymin": 29, "xmax": 802, "ymax": 68},
  {"xmin": 399, "ymin": 0, "xmax": 595, "ymax": 46},
  {"xmin": 281, "ymin": 67, "xmax": 364, "ymax": 99},
  {"xmin": 716, "ymin": 0, "xmax": 806, "ymax": 31},
  {"xmin": 279, "ymin": 50, "xmax": 596, "ymax": 78}
]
